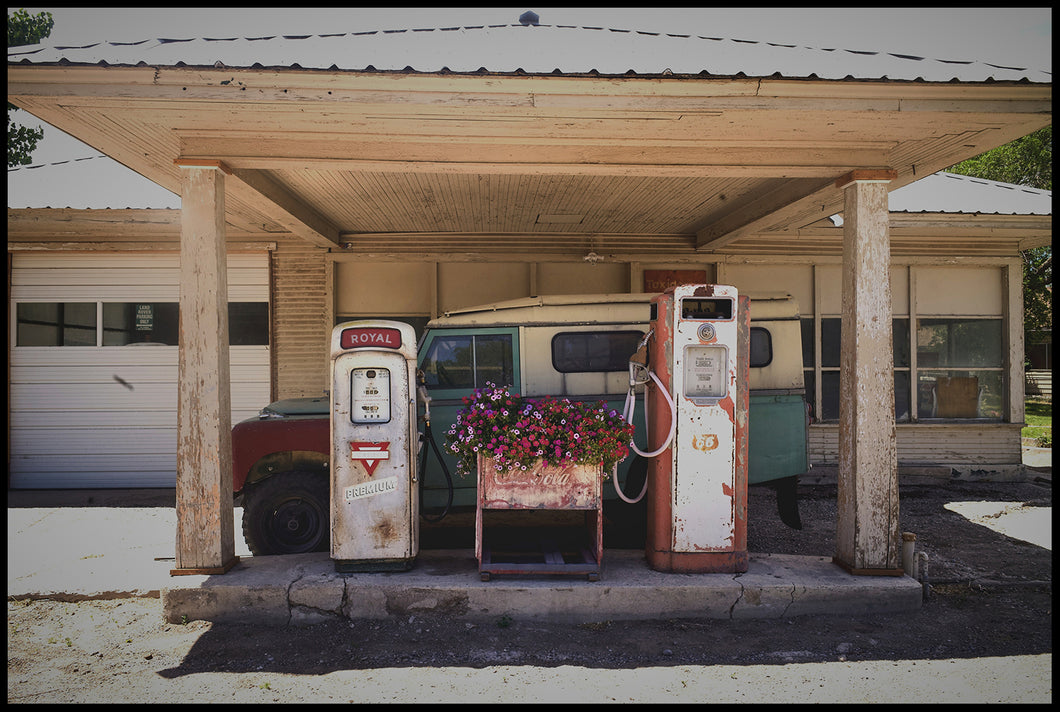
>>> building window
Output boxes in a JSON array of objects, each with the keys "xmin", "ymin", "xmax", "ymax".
[
  {"xmin": 804, "ymin": 317, "xmax": 912, "ymax": 422},
  {"xmin": 916, "ymin": 318, "xmax": 1003, "ymax": 419},
  {"xmin": 802, "ymin": 313, "xmax": 1002, "ymax": 423},
  {"xmin": 15, "ymin": 301, "xmax": 268, "ymax": 347},
  {"xmin": 16, "ymin": 302, "xmax": 97, "ymax": 346},
  {"xmin": 227, "ymin": 302, "xmax": 270, "ymax": 346},
  {"xmin": 103, "ymin": 302, "xmax": 180, "ymax": 345}
]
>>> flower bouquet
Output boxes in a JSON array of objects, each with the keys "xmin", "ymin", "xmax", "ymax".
[{"xmin": 445, "ymin": 382, "xmax": 635, "ymax": 480}]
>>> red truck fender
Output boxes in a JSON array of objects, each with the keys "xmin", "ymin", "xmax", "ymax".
[{"xmin": 231, "ymin": 416, "xmax": 329, "ymax": 492}]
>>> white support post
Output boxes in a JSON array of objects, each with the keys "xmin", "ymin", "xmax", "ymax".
[
  {"xmin": 172, "ymin": 161, "xmax": 238, "ymax": 575},
  {"xmin": 834, "ymin": 170, "xmax": 903, "ymax": 576}
]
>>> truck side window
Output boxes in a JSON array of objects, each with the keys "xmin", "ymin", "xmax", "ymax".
[
  {"xmin": 749, "ymin": 327, "xmax": 772, "ymax": 368},
  {"xmin": 551, "ymin": 331, "xmax": 644, "ymax": 373},
  {"xmin": 421, "ymin": 333, "xmax": 513, "ymax": 390}
]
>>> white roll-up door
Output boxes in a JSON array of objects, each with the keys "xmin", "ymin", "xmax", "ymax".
[{"xmin": 9, "ymin": 253, "xmax": 271, "ymax": 488}]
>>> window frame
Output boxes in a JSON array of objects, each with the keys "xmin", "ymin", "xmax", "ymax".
[
  {"xmin": 418, "ymin": 327, "xmax": 520, "ymax": 400},
  {"xmin": 549, "ymin": 330, "xmax": 645, "ymax": 374},
  {"xmin": 802, "ymin": 264, "xmax": 1008, "ymax": 424},
  {"xmin": 13, "ymin": 300, "xmax": 269, "ymax": 347}
]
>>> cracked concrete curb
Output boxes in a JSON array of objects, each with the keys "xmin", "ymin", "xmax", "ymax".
[{"xmin": 159, "ymin": 550, "xmax": 923, "ymax": 626}]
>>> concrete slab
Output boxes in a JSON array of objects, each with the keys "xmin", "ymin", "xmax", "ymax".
[
  {"xmin": 159, "ymin": 550, "xmax": 923, "ymax": 626},
  {"xmin": 8, "ymin": 497, "xmax": 922, "ymax": 626}
]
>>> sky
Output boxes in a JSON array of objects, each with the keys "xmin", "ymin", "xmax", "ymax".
[{"xmin": 10, "ymin": 6, "xmax": 1053, "ymax": 166}]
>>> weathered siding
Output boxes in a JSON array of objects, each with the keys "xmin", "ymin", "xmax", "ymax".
[
  {"xmin": 271, "ymin": 241, "xmax": 330, "ymax": 399},
  {"xmin": 809, "ymin": 423, "xmax": 1024, "ymax": 466}
]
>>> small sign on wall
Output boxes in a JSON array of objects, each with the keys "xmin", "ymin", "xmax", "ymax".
[
  {"xmin": 135, "ymin": 304, "xmax": 154, "ymax": 331},
  {"xmin": 643, "ymin": 270, "xmax": 707, "ymax": 293}
]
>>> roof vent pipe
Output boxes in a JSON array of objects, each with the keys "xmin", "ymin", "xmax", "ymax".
[{"xmin": 519, "ymin": 10, "xmax": 540, "ymax": 26}]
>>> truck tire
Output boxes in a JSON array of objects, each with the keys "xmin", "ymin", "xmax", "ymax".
[{"xmin": 241, "ymin": 471, "xmax": 330, "ymax": 555}]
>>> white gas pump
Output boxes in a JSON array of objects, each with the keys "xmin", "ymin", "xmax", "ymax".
[
  {"xmin": 330, "ymin": 320, "xmax": 419, "ymax": 572},
  {"xmin": 640, "ymin": 284, "xmax": 750, "ymax": 573}
]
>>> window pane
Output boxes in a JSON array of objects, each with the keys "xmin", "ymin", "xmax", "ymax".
[
  {"xmin": 800, "ymin": 318, "xmax": 815, "ymax": 369},
  {"xmin": 749, "ymin": 327, "xmax": 772, "ymax": 368},
  {"xmin": 421, "ymin": 335, "xmax": 473, "ymax": 389},
  {"xmin": 895, "ymin": 371, "xmax": 911, "ymax": 422},
  {"xmin": 103, "ymin": 302, "xmax": 179, "ymax": 345},
  {"xmin": 229, "ymin": 302, "xmax": 269, "ymax": 346},
  {"xmin": 16, "ymin": 302, "xmax": 96, "ymax": 346},
  {"xmin": 821, "ymin": 318, "xmax": 841, "ymax": 368},
  {"xmin": 917, "ymin": 370, "xmax": 1002, "ymax": 419},
  {"xmin": 893, "ymin": 318, "xmax": 910, "ymax": 368},
  {"xmin": 803, "ymin": 369, "xmax": 817, "ymax": 421},
  {"xmin": 917, "ymin": 319, "xmax": 1003, "ymax": 368},
  {"xmin": 551, "ymin": 331, "xmax": 642, "ymax": 373},
  {"xmin": 475, "ymin": 334, "xmax": 514, "ymax": 387},
  {"xmin": 821, "ymin": 371, "xmax": 840, "ymax": 421}
]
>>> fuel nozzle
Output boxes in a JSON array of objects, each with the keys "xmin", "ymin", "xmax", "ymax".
[
  {"xmin": 415, "ymin": 368, "xmax": 432, "ymax": 423},
  {"xmin": 628, "ymin": 327, "xmax": 653, "ymax": 388}
]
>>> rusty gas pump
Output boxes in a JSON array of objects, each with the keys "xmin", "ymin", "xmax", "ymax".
[
  {"xmin": 329, "ymin": 320, "xmax": 419, "ymax": 572},
  {"xmin": 641, "ymin": 284, "xmax": 750, "ymax": 573}
]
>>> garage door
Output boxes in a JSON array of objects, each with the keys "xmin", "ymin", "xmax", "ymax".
[{"xmin": 8, "ymin": 253, "xmax": 271, "ymax": 488}]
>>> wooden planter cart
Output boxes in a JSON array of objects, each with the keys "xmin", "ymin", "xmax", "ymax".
[{"xmin": 475, "ymin": 454, "xmax": 604, "ymax": 581}]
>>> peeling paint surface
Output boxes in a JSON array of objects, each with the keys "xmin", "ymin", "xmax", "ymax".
[
  {"xmin": 330, "ymin": 321, "xmax": 419, "ymax": 567},
  {"xmin": 647, "ymin": 286, "xmax": 749, "ymax": 571},
  {"xmin": 479, "ymin": 456, "xmax": 602, "ymax": 510}
]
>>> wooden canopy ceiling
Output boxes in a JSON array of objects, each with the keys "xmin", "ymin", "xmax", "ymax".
[{"xmin": 6, "ymin": 65, "xmax": 1052, "ymax": 256}]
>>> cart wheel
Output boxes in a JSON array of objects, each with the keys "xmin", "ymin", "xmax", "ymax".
[
  {"xmin": 480, "ymin": 572, "xmax": 491, "ymax": 582},
  {"xmin": 587, "ymin": 573, "xmax": 599, "ymax": 582}
]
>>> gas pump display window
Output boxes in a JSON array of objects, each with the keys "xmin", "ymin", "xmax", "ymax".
[
  {"xmin": 680, "ymin": 298, "xmax": 733, "ymax": 320},
  {"xmin": 683, "ymin": 345, "xmax": 729, "ymax": 399},
  {"xmin": 350, "ymin": 368, "xmax": 391, "ymax": 424}
]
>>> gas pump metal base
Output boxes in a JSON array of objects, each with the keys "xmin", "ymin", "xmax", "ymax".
[
  {"xmin": 646, "ymin": 550, "xmax": 748, "ymax": 574},
  {"xmin": 334, "ymin": 557, "xmax": 415, "ymax": 574}
]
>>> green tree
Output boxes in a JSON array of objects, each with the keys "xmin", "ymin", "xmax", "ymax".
[
  {"xmin": 7, "ymin": 8, "xmax": 54, "ymax": 167},
  {"xmin": 948, "ymin": 126, "xmax": 1053, "ymax": 351},
  {"xmin": 948, "ymin": 126, "xmax": 1051, "ymax": 191}
]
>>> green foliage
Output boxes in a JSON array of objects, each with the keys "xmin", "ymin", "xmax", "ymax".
[
  {"xmin": 8, "ymin": 122, "xmax": 44, "ymax": 166},
  {"xmin": 949, "ymin": 126, "xmax": 1051, "ymax": 191},
  {"xmin": 948, "ymin": 127, "xmax": 1053, "ymax": 343},
  {"xmin": 1022, "ymin": 246, "xmax": 1052, "ymax": 342},
  {"xmin": 7, "ymin": 8, "xmax": 54, "ymax": 47},
  {"xmin": 7, "ymin": 9, "xmax": 54, "ymax": 167}
]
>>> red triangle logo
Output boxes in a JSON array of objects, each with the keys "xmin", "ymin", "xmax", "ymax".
[{"xmin": 349, "ymin": 441, "xmax": 391, "ymax": 476}]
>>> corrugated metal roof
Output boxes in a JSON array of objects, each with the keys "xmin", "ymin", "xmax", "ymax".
[
  {"xmin": 7, "ymin": 154, "xmax": 180, "ymax": 209},
  {"xmin": 888, "ymin": 171, "xmax": 1052, "ymax": 215},
  {"xmin": 7, "ymin": 23, "xmax": 1051, "ymax": 83}
]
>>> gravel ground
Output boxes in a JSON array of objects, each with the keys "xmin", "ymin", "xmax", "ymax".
[{"xmin": 7, "ymin": 475, "xmax": 1053, "ymax": 703}]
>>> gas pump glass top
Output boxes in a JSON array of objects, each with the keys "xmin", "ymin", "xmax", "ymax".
[
  {"xmin": 350, "ymin": 367, "xmax": 391, "ymax": 423},
  {"xmin": 680, "ymin": 298, "xmax": 733, "ymax": 320}
]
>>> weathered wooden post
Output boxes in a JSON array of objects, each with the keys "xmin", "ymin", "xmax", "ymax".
[
  {"xmin": 171, "ymin": 160, "xmax": 238, "ymax": 575},
  {"xmin": 834, "ymin": 169, "xmax": 903, "ymax": 575}
]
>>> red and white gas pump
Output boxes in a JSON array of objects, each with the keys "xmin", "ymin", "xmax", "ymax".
[
  {"xmin": 329, "ymin": 320, "xmax": 419, "ymax": 572},
  {"xmin": 642, "ymin": 284, "xmax": 750, "ymax": 573}
]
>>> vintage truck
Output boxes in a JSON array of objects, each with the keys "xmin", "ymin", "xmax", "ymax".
[{"xmin": 232, "ymin": 292, "xmax": 810, "ymax": 555}]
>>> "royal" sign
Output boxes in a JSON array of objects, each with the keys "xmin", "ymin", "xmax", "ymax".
[{"xmin": 340, "ymin": 327, "xmax": 402, "ymax": 350}]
